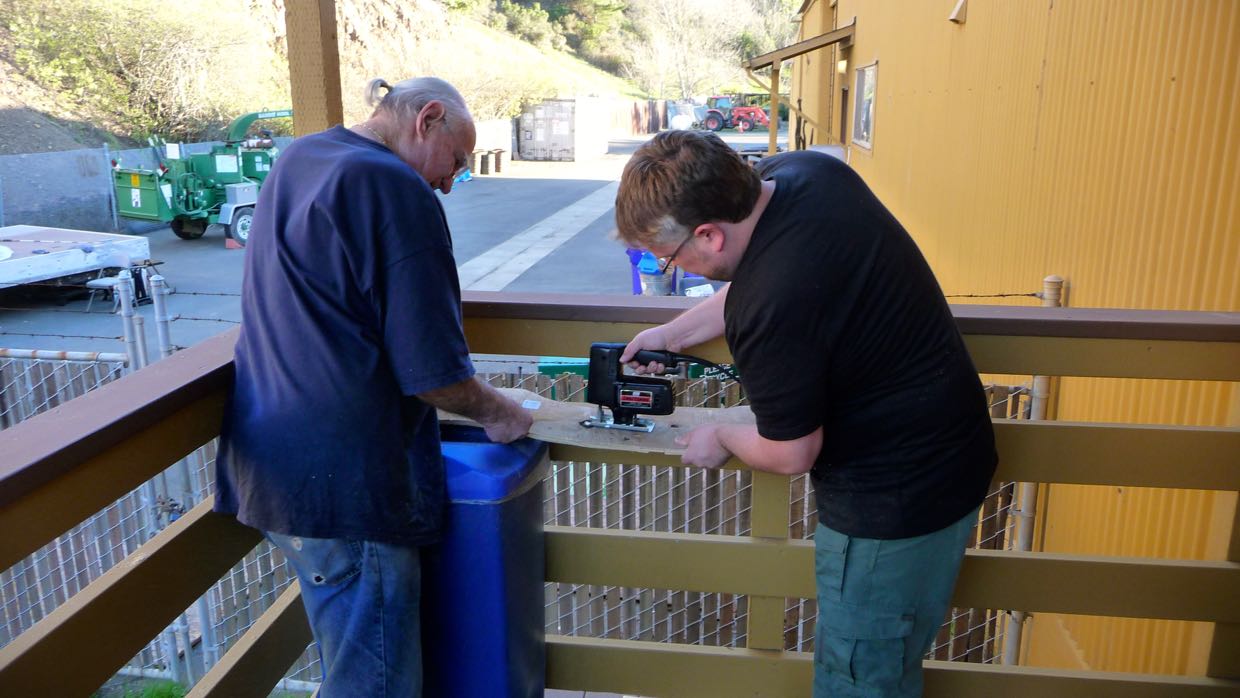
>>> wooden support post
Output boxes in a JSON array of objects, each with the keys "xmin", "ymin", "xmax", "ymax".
[
  {"xmin": 1207, "ymin": 499, "xmax": 1240, "ymax": 678},
  {"xmin": 746, "ymin": 471, "xmax": 791, "ymax": 650},
  {"xmin": 284, "ymin": 0, "xmax": 343, "ymax": 136},
  {"xmin": 768, "ymin": 65, "xmax": 781, "ymax": 156}
]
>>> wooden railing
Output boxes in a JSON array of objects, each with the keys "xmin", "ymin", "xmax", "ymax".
[{"xmin": 0, "ymin": 293, "xmax": 1237, "ymax": 697}]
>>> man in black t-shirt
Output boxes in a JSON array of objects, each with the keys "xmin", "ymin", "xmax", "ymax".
[{"xmin": 615, "ymin": 131, "xmax": 996, "ymax": 697}]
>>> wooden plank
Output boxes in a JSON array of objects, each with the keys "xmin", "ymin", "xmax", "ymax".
[
  {"xmin": 187, "ymin": 583, "xmax": 312, "ymax": 698},
  {"xmin": 0, "ymin": 499, "xmax": 262, "ymax": 696},
  {"xmin": 964, "ymin": 335, "xmax": 1239, "ymax": 380},
  {"xmin": 450, "ymin": 390, "xmax": 1238, "ymax": 492},
  {"xmin": 993, "ymin": 421, "xmax": 1239, "ymax": 490},
  {"xmin": 922, "ymin": 660, "xmax": 1240, "ymax": 698},
  {"xmin": 469, "ymin": 321, "xmax": 1238, "ymax": 379},
  {"xmin": 464, "ymin": 317, "xmax": 733, "ymax": 365},
  {"xmin": 284, "ymin": 0, "xmax": 343, "ymax": 136},
  {"xmin": 547, "ymin": 634, "xmax": 810, "ymax": 697},
  {"xmin": 545, "ymin": 528, "xmax": 1240, "ymax": 623},
  {"xmin": 0, "ymin": 391, "xmax": 228, "ymax": 572},
  {"xmin": 744, "ymin": 23, "xmax": 857, "ymax": 69},
  {"xmin": 546, "ymin": 636, "xmax": 1240, "ymax": 697}
]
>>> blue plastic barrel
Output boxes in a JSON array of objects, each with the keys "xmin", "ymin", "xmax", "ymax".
[{"xmin": 422, "ymin": 425, "xmax": 550, "ymax": 697}]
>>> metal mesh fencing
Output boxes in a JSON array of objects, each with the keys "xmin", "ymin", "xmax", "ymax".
[
  {"xmin": 506, "ymin": 369, "xmax": 1034, "ymax": 665},
  {"xmin": 1, "ymin": 354, "xmax": 1035, "ymax": 696},
  {"xmin": 0, "ymin": 356, "xmax": 126, "ymax": 429},
  {"xmin": 0, "ymin": 355, "xmax": 319, "ymax": 696}
]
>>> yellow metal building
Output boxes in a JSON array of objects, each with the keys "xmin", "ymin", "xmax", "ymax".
[{"xmin": 783, "ymin": 0, "xmax": 1238, "ymax": 675}]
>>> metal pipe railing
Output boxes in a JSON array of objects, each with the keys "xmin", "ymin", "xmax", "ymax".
[{"xmin": 1004, "ymin": 274, "xmax": 1064, "ymax": 665}]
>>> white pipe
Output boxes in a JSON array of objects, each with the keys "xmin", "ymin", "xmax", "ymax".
[
  {"xmin": 116, "ymin": 270, "xmax": 140, "ymax": 372},
  {"xmin": 1004, "ymin": 274, "xmax": 1064, "ymax": 666},
  {"xmin": 133, "ymin": 316, "xmax": 150, "ymax": 369},
  {"xmin": 150, "ymin": 275, "xmax": 174, "ymax": 359},
  {"xmin": 174, "ymin": 612, "xmax": 196, "ymax": 685},
  {"xmin": 115, "ymin": 666, "xmax": 173, "ymax": 681},
  {"xmin": 0, "ymin": 348, "xmax": 129, "ymax": 363},
  {"xmin": 196, "ymin": 595, "xmax": 220, "ymax": 669}
]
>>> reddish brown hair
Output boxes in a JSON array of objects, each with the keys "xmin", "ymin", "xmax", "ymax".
[{"xmin": 614, "ymin": 130, "xmax": 761, "ymax": 249}]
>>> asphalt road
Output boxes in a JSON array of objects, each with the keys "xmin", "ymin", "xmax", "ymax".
[{"xmin": 0, "ymin": 130, "xmax": 787, "ymax": 356}]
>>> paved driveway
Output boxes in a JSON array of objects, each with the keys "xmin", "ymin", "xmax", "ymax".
[{"xmin": 0, "ymin": 130, "xmax": 787, "ymax": 356}]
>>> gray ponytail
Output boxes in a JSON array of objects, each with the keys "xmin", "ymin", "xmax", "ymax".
[
  {"xmin": 363, "ymin": 76, "xmax": 471, "ymax": 128},
  {"xmin": 364, "ymin": 78, "xmax": 394, "ymax": 108}
]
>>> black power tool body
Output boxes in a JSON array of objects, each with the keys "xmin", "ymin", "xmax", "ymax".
[{"xmin": 583, "ymin": 342, "xmax": 678, "ymax": 432}]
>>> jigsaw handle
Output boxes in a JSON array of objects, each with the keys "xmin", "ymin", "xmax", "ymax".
[{"xmin": 629, "ymin": 349, "xmax": 675, "ymax": 367}]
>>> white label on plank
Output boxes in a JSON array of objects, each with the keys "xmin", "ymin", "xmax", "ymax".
[
  {"xmin": 215, "ymin": 154, "xmax": 239, "ymax": 173},
  {"xmin": 521, "ymin": 399, "xmax": 541, "ymax": 410},
  {"xmin": 160, "ymin": 183, "xmax": 172, "ymax": 206},
  {"xmin": 130, "ymin": 189, "xmax": 141, "ymax": 208}
]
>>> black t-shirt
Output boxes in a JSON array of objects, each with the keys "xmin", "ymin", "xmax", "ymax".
[{"xmin": 726, "ymin": 151, "xmax": 997, "ymax": 539}]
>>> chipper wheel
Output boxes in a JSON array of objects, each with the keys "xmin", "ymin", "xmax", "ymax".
[
  {"xmin": 170, "ymin": 218, "xmax": 207, "ymax": 240},
  {"xmin": 228, "ymin": 207, "xmax": 254, "ymax": 247}
]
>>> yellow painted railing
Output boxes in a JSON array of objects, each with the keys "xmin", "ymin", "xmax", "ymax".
[{"xmin": 0, "ymin": 294, "xmax": 1237, "ymax": 697}]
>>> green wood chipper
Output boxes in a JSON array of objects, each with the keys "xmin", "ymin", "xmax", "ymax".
[{"xmin": 111, "ymin": 110, "xmax": 292, "ymax": 246}]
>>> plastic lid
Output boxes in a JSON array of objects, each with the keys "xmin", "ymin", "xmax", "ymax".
[
  {"xmin": 637, "ymin": 251, "xmax": 662, "ymax": 274},
  {"xmin": 440, "ymin": 425, "xmax": 548, "ymax": 502}
]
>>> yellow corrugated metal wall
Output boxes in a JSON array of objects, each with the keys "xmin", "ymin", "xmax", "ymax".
[{"xmin": 792, "ymin": 0, "xmax": 1239, "ymax": 675}]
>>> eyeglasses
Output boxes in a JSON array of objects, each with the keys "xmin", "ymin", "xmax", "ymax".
[{"xmin": 658, "ymin": 235, "xmax": 693, "ymax": 274}]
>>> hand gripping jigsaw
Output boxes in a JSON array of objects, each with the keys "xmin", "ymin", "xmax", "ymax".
[{"xmin": 582, "ymin": 342, "xmax": 739, "ymax": 433}]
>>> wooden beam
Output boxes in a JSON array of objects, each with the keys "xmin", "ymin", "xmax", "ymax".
[
  {"xmin": 0, "ymin": 500, "xmax": 262, "ymax": 696},
  {"xmin": 464, "ymin": 316, "xmax": 733, "ymax": 363},
  {"xmin": 963, "ymin": 335, "xmax": 1240, "ymax": 380},
  {"xmin": 545, "ymin": 527, "xmax": 815, "ymax": 598},
  {"xmin": 547, "ymin": 635, "xmax": 810, "ymax": 697},
  {"xmin": 954, "ymin": 549, "xmax": 1240, "ymax": 623},
  {"xmin": 923, "ymin": 659, "xmax": 1240, "ymax": 698},
  {"xmin": 1208, "ymin": 500, "xmax": 1240, "ymax": 679},
  {"xmin": 545, "ymin": 528, "xmax": 1240, "ymax": 623},
  {"xmin": 0, "ymin": 331, "xmax": 236, "ymax": 572},
  {"xmin": 744, "ymin": 22, "xmax": 856, "ymax": 70},
  {"xmin": 284, "ymin": 0, "xmax": 343, "ymax": 135},
  {"xmin": 465, "ymin": 316, "xmax": 1239, "ymax": 380},
  {"xmin": 992, "ymin": 421, "xmax": 1240, "ymax": 491},
  {"xmin": 0, "ymin": 393, "xmax": 227, "ymax": 573},
  {"xmin": 768, "ymin": 65, "xmax": 781, "ymax": 156},
  {"xmin": 545, "ymin": 635, "xmax": 1240, "ymax": 698},
  {"xmin": 187, "ymin": 583, "xmax": 313, "ymax": 698},
  {"xmin": 747, "ymin": 69, "xmax": 821, "ymax": 131},
  {"xmin": 551, "ymin": 420, "xmax": 1238, "ymax": 492}
]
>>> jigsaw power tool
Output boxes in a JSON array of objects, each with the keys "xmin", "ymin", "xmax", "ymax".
[{"xmin": 582, "ymin": 342, "xmax": 738, "ymax": 432}]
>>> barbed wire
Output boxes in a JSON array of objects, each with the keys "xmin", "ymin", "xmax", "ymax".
[
  {"xmin": 170, "ymin": 315, "xmax": 240, "ymax": 324},
  {"xmin": 0, "ymin": 331, "xmax": 123, "ymax": 341},
  {"xmin": 0, "ymin": 306, "xmax": 113, "ymax": 315},
  {"xmin": 945, "ymin": 292, "xmax": 1039, "ymax": 299}
]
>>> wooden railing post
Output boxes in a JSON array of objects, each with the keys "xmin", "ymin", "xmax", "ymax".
[
  {"xmin": 1207, "ymin": 501, "xmax": 1240, "ymax": 678},
  {"xmin": 746, "ymin": 470, "xmax": 792, "ymax": 650}
]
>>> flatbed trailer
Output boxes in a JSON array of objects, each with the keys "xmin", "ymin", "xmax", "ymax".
[{"xmin": 0, "ymin": 225, "xmax": 151, "ymax": 289}]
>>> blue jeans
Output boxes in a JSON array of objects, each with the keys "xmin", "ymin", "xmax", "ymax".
[
  {"xmin": 813, "ymin": 507, "xmax": 979, "ymax": 698},
  {"xmin": 266, "ymin": 532, "xmax": 423, "ymax": 698}
]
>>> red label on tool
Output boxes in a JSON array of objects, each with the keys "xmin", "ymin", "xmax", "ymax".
[{"xmin": 619, "ymin": 389, "xmax": 654, "ymax": 407}]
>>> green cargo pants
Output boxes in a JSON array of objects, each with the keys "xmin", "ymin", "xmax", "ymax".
[{"xmin": 813, "ymin": 506, "xmax": 980, "ymax": 697}]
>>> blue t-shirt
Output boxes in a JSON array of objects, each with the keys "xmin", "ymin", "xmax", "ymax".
[{"xmin": 214, "ymin": 126, "xmax": 475, "ymax": 545}]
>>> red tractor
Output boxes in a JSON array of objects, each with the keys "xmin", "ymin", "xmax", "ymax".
[{"xmin": 699, "ymin": 95, "xmax": 772, "ymax": 132}]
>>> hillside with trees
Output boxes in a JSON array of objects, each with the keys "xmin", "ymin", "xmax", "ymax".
[{"xmin": 0, "ymin": 0, "xmax": 798, "ymax": 152}]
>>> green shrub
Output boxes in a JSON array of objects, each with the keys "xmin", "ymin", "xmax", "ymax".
[{"xmin": 4, "ymin": 0, "xmax": 288, "ymax": 141}]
